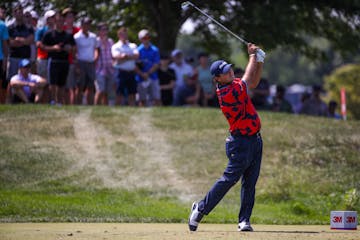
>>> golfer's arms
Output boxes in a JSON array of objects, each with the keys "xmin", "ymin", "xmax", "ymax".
[{"xmin": 242, "ymin": 55, "xmax": 263, "ymax": 89}]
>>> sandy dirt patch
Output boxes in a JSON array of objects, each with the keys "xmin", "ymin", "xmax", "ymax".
[{"xmin": 0, "ymin": 223, "xmax": 359, "ymax": 240}]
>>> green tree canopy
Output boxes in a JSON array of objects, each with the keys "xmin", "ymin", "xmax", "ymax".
[{"xmin": 3, "ymin": 0, "xmax": 360, "ymax": 60}]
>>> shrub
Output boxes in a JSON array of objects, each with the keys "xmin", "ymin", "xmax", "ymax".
[{"xmin": 325, "ymin": 64, "xmax": 360, "ymax": 120}]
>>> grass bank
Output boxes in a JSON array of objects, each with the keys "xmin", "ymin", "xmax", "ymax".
[{"xmin": 0, "ymin": 105, "xmax": 359, "ymax": 224}]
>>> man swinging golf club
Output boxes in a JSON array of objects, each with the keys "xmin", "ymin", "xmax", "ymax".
[{"xmin": 188, "ymin": 43, "xmax": 265, "ymax": 232}]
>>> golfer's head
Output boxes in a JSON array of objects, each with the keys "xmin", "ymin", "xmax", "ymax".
[{"xmin": 210, "ymin": 60, "xmax": 234, "ymax": 84}]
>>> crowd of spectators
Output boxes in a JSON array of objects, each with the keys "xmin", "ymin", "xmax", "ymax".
[{"xmin": 0, "ymin": 4, "xmax": 343, "ymax": 119}]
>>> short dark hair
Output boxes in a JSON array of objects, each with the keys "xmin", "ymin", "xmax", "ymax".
[
  {"xmin": 117, "ymin": 26, "xmax": 127, "ymax": 35},
  {"xmin": 160, "ymin": 54, "xmax": 170, "ymax": 60},
  {"xmin": 198, "ymin": 52, "xmax": 209, "ymax": 59}
]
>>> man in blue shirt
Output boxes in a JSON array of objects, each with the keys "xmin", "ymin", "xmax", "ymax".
[{"xmin": 135, "ymin": 29, "xmax": 160, "ymax": 106}]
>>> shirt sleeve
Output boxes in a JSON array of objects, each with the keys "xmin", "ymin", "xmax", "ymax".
[
  {"xmin": 35, "ymin": 28, "xmax": 42, "ymax": 42},
  {"xmin": 131, "ymin": 43, "xmax": 139, "ymax": 55},
  {"xmin": 69, "ymin": 34, "xmax": 75, "ymax": 46},
  {"xmin": 1, "ymin": 23, "xmax": 9, "ymax": 40},
  {"xmin": 42, "ymin": 32, "xmax": 50, "ymax": 45},
  {"xmin": 29, "ymin": 74, "xmax": 41, "ymax": 83},
  {"xmin": 241, "ymin": 79, "xmax": 249, "ymax": 96},
  {"xmin": 111, "ymin": 44, "xmax": 117, "ymax": 57}
]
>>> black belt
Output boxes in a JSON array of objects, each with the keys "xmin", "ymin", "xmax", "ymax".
[{"xmin": 230, "ymin": 132, "xmax": 261, "ymax": 138}]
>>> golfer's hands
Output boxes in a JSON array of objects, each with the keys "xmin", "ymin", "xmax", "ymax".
[
  {"xmin": 247, "ymin": 43, "xmax": 266, "ymax": 63},
  {"xmin": 247, "ymin": 43, "xmax": 258, "ymax": 55}
]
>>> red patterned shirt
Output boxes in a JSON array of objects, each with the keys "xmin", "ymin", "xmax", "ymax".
[{"xmin": 216, "ymin": 78, "xmax": 261, "ymax": 136}]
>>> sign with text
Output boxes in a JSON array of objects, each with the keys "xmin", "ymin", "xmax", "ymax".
[{"xmin": 330, "ymin": 211, "xmax": 357, "ymax": 230}]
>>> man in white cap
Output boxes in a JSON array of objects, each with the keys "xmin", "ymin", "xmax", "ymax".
[
  {"xmin": 74, "ymin": 17, "xmax": 99, "ymax": 105},
  {"xmin": 135, "ymin": 29, "xmax": 161, "ymax": 106},
  {"xmin": 169, "ymin": 49, "xmax": 193, "ymax": 105},
  {"xmin": 34, "ymin": 10, "xmax": 56, "ymax": 103},
  {"xmin": 35, "ymin": 10, "xmax": 56, "ymax": 80}
]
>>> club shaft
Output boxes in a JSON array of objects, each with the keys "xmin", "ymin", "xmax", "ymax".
[{"xmin": 186, "ymin": 1, "xmax": 248, "ymax": 45}]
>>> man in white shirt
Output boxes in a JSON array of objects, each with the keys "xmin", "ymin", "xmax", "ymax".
[
  {"xmin": 169, "ymin": 49, "xmax": 193, "ymax": 105},
  {"xmin": 74, "ymin": 17, "xmax": 98, "ymax": 105},
  {"xmin": 10, "ymin": 58, "xmax": 47, "ymax": 103},
  {"xmin": 111, "ymin": 26, "xmax": 139, "ymax": 106}
]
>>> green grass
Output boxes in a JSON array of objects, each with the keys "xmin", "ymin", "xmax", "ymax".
[{"xmin": 0, "ymin": 105, "xmax": 359, "ymax": 224}]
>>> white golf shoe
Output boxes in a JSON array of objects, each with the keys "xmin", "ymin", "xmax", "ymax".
[
  {"xmin": 238, "ymin": 221, "xmax": 253, "ymax": 231},
  {"xmin": 188, "ymin": 202, "xmax": 203, "ymax": 231}
]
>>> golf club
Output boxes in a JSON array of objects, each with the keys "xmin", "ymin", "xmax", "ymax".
[{"xmin": 181, "ymin": 1, "xmax": 265, "ymax": 58}]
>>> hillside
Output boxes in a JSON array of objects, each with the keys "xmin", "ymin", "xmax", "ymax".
[{"xmin": 0, "ymin": 105, "xmax": 359, "ymax": 224}]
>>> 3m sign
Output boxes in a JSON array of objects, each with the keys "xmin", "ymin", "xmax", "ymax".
[{"xmin": 331, "ymin": 211, "xmax": 357, "ymax": 230}]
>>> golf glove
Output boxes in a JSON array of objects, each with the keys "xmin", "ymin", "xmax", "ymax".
[{"xmin": 256, "ymin": 49, "xmax": 266, "ymax": 63}]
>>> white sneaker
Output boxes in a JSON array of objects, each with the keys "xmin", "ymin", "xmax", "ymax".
[
  {"xmin": 188, "ymin": 202, "xmax": 203, "ymax": 231},
  {"xmin": 238, "ymin": 221, "xmax": 253, "ymax": 231}
]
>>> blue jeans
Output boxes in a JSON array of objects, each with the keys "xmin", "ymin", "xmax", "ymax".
[{"xmin": 198, "ymin": 133, "xmax": 263, "ymax": 223}]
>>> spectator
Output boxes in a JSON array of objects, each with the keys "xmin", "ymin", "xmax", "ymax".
[
  {"xmin": 173, "ymin": 71, "xmax": 201, "ymax": 107},
  {"xmin": 35, "ymin": 10, "xmax": 55, "ymax": 80},
  {"xmin": 158, "ymin": 54, "xmax": 175, "ymax": 106},
  {"xmin": 26, "ymin": 10, "xmax": 39, "ymax": 73},
  {"xmin": 294, "ymin": 92, "xmax": 310, "ymax": 114},
  {"xmin": 74, "ymin": 17, "xmax": 98, "ymax": 105},
  {"xmin": 111, "ymin": 26, "xmax": 139, "ymax": 106},
  {"xmin": 251, "ymin": 77, "xmax": 270, "ymax": 110},
  {"xmin": 328, "ymin": 100, "xmax": 342, "ymax": 120},
  {"xmin": 94, "ymin": 23, "xmax": 114, "ymax": 105},
  {"xmin": 0, "ymin": 5, "xmax": 9, "ymax": 103},
  {"xmin": 169, "ymin": 49, "xmax": 193, "ymax": 105},
  {"xmin": 271, "ymin": 85, "xmax": 293, "ymax": 113},
  {"xmin": 300, "ymin": 84, "xmax": 327, "ymax": 116},
  {"xmin": 62, "ymin": 7, "xmax": 80, "ymax": 104},
  {"xmin": 135, "ymin": 29, "xmax": 161, "ymax": 106},
  {"xmin": 42, "ymin": 12, "xmax": 75, "ymax": 105},
  {"xmin": 35, "ymin": 10, "xmax": 56, "ymax": 103},
  {"xmin": 7, "ymin": 4, "xmax": 34, "ymax": 100},
  {"xmin": 94, "ymin": 22, "xmax": 115, "ymax": 105},
  {"xmin": 0, "ymin": 5, "xmax": 5, "ymax": 21},
  {"xmin": 9, "ymin": 59, "xmax": 47, "ymax": 103},
  {"xmin": 194, "ymin": 52, "xmax": 217, "ymax": 107}
]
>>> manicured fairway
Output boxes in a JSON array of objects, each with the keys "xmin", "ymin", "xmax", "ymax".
[{"xmin": 0, "ymin": 223, "xmax": 359, "ymax": 240}]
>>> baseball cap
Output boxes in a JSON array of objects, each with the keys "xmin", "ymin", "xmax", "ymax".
[
  {"xmin": 30, "ymin": 10, "xmax": 38, "ymax": 19},
  {"xmin": 44, "ymin": 10, "xmax": 56, "ymax": 20},
  {"xmin": 171, "ymin": 49, "xmax": 182, "ymax": 58},
  {"xmin": 81, "ymin": 17, "xmax": 92, "ymax": 25},
  {"xmin": 61, "ymin": 7, "xmax": 75, "ymax": 16},
  {"xmin": 210, "ymin": 60, "xmax": 233, "ymax": 76},
  {"xmin": 138, "ymin": 29, "xmax": 150, "ymax": 40},
  {"xmin": 18, "ymin": 59, "xmax": 31, "ymax": 68}
]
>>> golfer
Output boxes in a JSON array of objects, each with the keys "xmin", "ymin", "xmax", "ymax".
[{"xmin": 188, "ymin": 43, "xmax": 265, "ymax": 232}]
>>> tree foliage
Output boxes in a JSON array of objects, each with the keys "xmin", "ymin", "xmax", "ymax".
[
  {"xmin": 325, "ymin": 64, "xmax": 360, "ymax": 120},
  {"xmin": 2, "ymin": 0, "xmax": 360, "ymax": 60}
]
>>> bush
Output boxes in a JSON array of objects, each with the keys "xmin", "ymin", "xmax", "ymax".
[{"xmin": 325, "ymin": 64, "xmax": 360, "ymax": 120}]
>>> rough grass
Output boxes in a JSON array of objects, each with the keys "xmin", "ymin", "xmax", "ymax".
[{"xmin": 0, "ymin": 105, "xmax": 359, "ymax": 224}]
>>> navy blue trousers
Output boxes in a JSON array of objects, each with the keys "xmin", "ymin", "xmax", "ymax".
[{"xmin": 198, "ymin": 133, "xmax": 263, "ymax": 223}]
